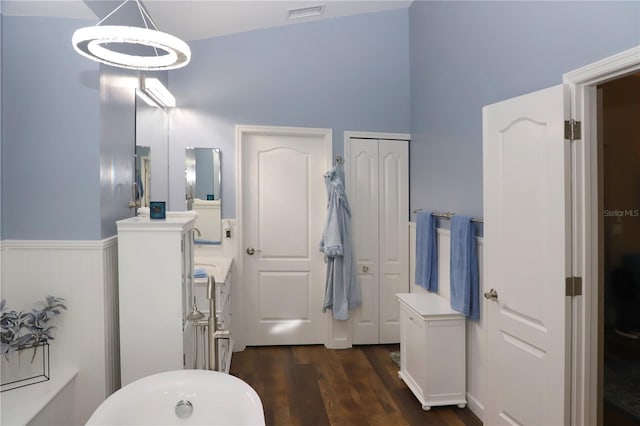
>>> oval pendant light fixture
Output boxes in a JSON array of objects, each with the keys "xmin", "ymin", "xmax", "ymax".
[{"xmin": 72, "ymin": 0, "xmax": 191, "ymax": 71}]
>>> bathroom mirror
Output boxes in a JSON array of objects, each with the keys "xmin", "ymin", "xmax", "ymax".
[
  {"xmin": 185, "ymin": 147, "xmax": 221, "ymax": 244},
  {"xmin": 135, "ymin": 89, "xmax": 169, "ymax": 211},
  {"xmin": 135, "ymin": 145, "xmax": 151, "ymax": 208}
]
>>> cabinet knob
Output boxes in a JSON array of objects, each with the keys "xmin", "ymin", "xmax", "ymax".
[{"xmin": 362, "ymin": 265, "xmax": 369, "ymax": 273}]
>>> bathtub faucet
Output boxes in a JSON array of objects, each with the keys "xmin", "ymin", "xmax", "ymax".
[{"xmin": 207, "ymin": 276, "xmax": 230, "ymax": 371}]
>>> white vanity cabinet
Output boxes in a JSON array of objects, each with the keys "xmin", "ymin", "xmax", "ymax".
[
  {"xmin": 117, "ymin": 215, "xmax": 195, "ymax": 386},
  {"xmin": 397, "ymin": 293, "xmax": 466, "ymax": 411},
  {"xmin": 216, "ymin": 270, "xmax": 233, "ymax": 373}
]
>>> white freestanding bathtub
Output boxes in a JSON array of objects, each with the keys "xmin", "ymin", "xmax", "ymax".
[{"xmin": 86, "ymin": 370, "xmax": 264, "ymax": 425}]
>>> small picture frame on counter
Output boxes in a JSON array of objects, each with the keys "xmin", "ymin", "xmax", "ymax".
[{"xmin": 149, "ymin": 201, "xmax": 166, "ymax": 219}]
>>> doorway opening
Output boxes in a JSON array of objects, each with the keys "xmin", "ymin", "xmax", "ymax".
[{"xmin": 599, "ymin": 71, "xmax": 640, "ymax": 425}]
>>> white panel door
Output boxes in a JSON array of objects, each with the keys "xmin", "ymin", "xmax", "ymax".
[
  {"xmin": 378, "ymin": 139, "xmax": 409, "ymax": 343},
  {"xmin": 349, "ymin": 137, "xmax": 409, "ymax": 344},
  {"xmin": 241, "ymin": 128, "xmax": 331, "ymax": 345},
  {"xmin": 350, "ymin": 138, "xmax": 380, "ymax": 344},
  {"xmin": 483, "ymin": 85, "xmax": 571, "ymax": 425}
]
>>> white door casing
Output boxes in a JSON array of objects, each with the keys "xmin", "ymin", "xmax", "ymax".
[
  {"xmin": 563, "ymin": 46, "xmax": 640, "ymax": 426},
  {"xmin": 237, "ymin": 126, "xmax": 332, "ymax": 346},
  {"xmin": 347, "ymin": 134, "xmax": 409, "ymax": 345},
  {"xmin": 483, "ymin": 85, "xmax": 571, "ymax": 425}
]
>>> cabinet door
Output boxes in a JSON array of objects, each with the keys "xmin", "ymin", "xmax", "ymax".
[
  {"xmin": 182, "ymin": 231, "xmax": 194, "ymax": 319},
  {"xmin": 182, "ymin": 231, "xmax": 195, "ymax": 370},
  {"xmin": 218, "ymin": 338, "xmax": 231, "ymax": 373},
  {"xmin": 400, "ymin": 305, "xmax": 426, "ymax": 397}
]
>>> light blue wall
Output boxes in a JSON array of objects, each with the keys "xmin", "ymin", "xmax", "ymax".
[
  {"xmin": 409, "ymin": 1, "xmax": 640, "ymax": 218},
  {"xmin": 169, "ymin": 9, "xmax": 411, "ymax": 217},
  {"xmin": 98, "ymin": 65, "xmax": 138, "ymax": 239},
  {"xmin": 2, "ymin": 16, "xmax": 102, "ymax": 240},
  {"xmin": 3, "ymin": 3, "xmax": 637, "ymax": 238},
  {"xmin": 0, "ymin": 13, "xmax": 153, "ymax": 240},
  {"xmin": 1, "ymin": 14, "xmax": 3, "ymax": 240}
]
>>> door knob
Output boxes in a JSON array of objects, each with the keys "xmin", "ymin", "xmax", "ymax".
[
  {"xmin": 484, "ymin": 288, "xmax": 498, "ymax": 301},
  {"xmin": 246, "ymin": 247, "xmax": 261, "ymax": 255}
]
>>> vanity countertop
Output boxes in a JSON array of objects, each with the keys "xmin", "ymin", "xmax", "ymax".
[
  {"xmin": 116, "ymin": 214, "xmax": 196, "ymax": 230},
  {"xmin": 194, "ymin": 256, "xmax": 232, "ymax": 284}
]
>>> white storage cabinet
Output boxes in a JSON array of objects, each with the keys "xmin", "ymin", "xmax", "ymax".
[
  {"xmin": 117, "ymin": 215, "xmax": 195, "ymax": 386},
  {"xmin": 397, "ymin": 292, "xmax": 466, "ymax": 411}
]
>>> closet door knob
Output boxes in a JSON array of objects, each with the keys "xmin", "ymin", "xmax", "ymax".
[
  {"xmin": 484, "ymin": 288, "xmax": 498, "ymax": 301},
  {"xmin": 246, "ymin": 247, "xmax": 261, "ymax": 255}
]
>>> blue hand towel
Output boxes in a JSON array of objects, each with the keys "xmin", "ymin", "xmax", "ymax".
[
  {"xmin": 415, "ymin": 211, "xmax": 438, "ymax": 292},
  {"xmin": 450, "ymin": 215, "xmax": 479, "ymax": 321},
  {"xmin": 193, "ymin": 268, "xmax": 208, "ymax": 279}
]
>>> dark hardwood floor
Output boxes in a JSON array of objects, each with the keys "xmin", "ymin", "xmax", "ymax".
[
  {"xmin": 229, "ymin": 344, "xmax": 482, "ymax": 426},
  {"xmin": 603, "ymin": 327, "xmax": 640, "ymax": 426}
]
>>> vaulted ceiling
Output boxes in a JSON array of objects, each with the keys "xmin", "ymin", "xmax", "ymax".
[{"xmin": 2, "ymin": 0, "xmax": 412, "ymax": 41}]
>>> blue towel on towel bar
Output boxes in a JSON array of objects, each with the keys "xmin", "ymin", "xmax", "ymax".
[
  {"xmin": 450, "ymin": 215, "xmax": 479, "ymax": 321},
  {"xmin": 194, "ymin": 268, "xmax": 208, "ymax": 279},
  {"xmin": 415, "ymin": 211, "xmax": 438, "ymax": 292}
]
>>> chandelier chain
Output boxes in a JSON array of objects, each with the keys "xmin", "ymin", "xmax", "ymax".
[
  {"xmin": 135, "ymin": 1, "xmax": 160, "ymax": 56},
  {"xmin": 96, "ymin": 0, "xmax": 160, "ymax": 33},
  {"xmin": 96, "ymin": 0, "xmax": 131, "ymax": 26},
  {"xmin": 137, "ymin": 0, "xmax": 160, "ymax": 31}
]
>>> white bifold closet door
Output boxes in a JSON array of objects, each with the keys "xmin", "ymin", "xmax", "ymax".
[{"xmin": 348, "ymin": 137, "xmax": 409, "ymax": 344}]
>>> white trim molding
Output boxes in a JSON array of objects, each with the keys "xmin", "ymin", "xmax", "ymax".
[
  {"xmin": 563, "ymin": 45, "xmax": 640, "ymax": 426},
  {"xmin": 2, "ymin": 237, "xmax": 117, "ymax": 251},
  {"xmin": 564, "ymin": 46, "xmax": 640, "ymax": 86},
  {"xmin": 344, "ymin": 130, "xmax": 412, "ymax": 142}
]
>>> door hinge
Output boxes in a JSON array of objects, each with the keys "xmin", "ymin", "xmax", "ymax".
[
  {"xmin": 564, "ymin": 119, "xmax": 582, "ymax": 141},
  {"xmin": 566, "ymin": 276, "xmax": 583, "ymax": 297}
]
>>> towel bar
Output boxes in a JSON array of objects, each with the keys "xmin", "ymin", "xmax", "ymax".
[{"xmin": 412, "ymin": 209, "xmax": 483, "ymax": 223}]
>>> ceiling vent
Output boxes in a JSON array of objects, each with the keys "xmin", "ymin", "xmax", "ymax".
[{"xmin": 288, "ymin": 5, "xmax": 325, "ymax": 20}]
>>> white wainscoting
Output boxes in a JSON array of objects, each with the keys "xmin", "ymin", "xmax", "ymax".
[
  {"xmin": 0, "ymin": 237, "xmax": 119, "ymax": 424},
  {"xmin": 408, "ymin": 223, "xmax": 486, "ymax": 421}
]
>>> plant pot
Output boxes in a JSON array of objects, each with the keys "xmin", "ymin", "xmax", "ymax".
[{"xmin": 1, "ymin": 342, "xmax": 50, "ymax": 392}]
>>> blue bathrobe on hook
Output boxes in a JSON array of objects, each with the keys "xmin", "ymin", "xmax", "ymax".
[{"xmin": 320, "ymin": 163, "xmax": 361, "ymax": 320}]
